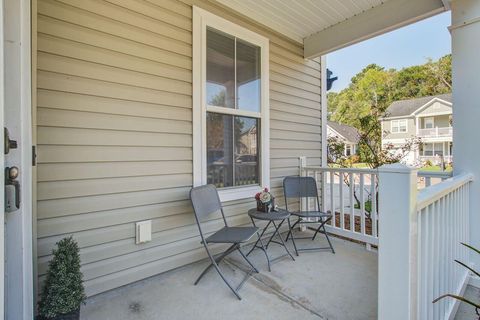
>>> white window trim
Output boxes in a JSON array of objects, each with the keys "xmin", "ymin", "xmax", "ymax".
[
  {"xmin": 192, "ymin": 6, "xmax": 270, "ymax": 202},
  {"xmin": 391, "ymin": 119, "xmax": 407, "ymax": 133}
]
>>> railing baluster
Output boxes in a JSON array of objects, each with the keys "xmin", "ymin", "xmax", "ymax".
[
  {"xmin": 330, "ymin": 171, "xmax": 335, "ymax": 227},
  {"xmin": 339, "ymin": 172, "xmax": 344, "ymax": 230},
  {"xmin": 370, "ymin": 174, "xmax": 377, "ymax": 238},
  {"xmin": 360, "ymin": 174, "xmax": 365, "ymax": 235},
  {"xmin": 349, "ymin": 173, "xmax": 355, "ymax": 232}
]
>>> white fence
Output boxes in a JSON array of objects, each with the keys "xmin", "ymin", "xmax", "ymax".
[
  {"xmin": 416, "ymin": 173, "xmax": 472, "ymax": 320},
  {"xmin": 301, "ymin": 165, "xmax": 379, "ymax": 247},
  {"xmin": 378, "ymin": 163, "xmax": 473, "ymax": 320}
]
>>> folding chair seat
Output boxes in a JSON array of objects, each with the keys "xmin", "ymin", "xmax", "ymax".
[
  {"xmin": 283, "ymin": 176, "xmax": 335, "ymax": 256},
  {"xmin": 205, "ymin": 226, "xmax": 258, "ymax": 244},
  {"xmin": 190, "ymin": 184, "xmax": 259, "ymax": 300}
]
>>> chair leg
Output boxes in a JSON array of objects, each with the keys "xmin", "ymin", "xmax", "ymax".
[
  {"xmin": 311, "ymin": 218, "xmax": 335, "ymax": 254},
  {"xmin": 311, "ymin": 217, "xmax": 331, "ymax": 240},
  {"xmin": 237, "ymin": 248, "xmax": 259, "ymax": 273},
  {"xmin": 194, "ymin": 243, "xmax": 237, "ymax": 285},
  {"xmin": 212, "ymin": 262, "xmax": 242, "ymax": 300},
  {"xmin": 271, "ymin": 220, "xmax": 295, "ymax": 261},
  {"xmin": 323, "ymin": 225, "xmax": 336, "ymax": 254},
  {"xmin": 286, "ymin": 217, "xmax": 299, "ymax": 256}
]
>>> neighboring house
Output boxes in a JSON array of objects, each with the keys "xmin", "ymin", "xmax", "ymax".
[
  {"xmin": 327, "ymin": 121, "xmax": 360, "ymax": 157},
  {"xmin": 381, "ymin": 93, "xmax": 453, "ymax": 166}
]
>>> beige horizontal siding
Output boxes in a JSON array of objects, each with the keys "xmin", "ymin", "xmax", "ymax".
[{"xmin": 35, "ymin": 0, "xmax": 322, "ymax": 297}]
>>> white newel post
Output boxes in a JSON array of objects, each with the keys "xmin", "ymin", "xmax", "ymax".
[
  {"xmin": 451, "ymin": 0, "xmax": 480, "ymax": 273},
  {"xmin": 378, "ymin": 164, "xmax": 418, "ymax": 320}
]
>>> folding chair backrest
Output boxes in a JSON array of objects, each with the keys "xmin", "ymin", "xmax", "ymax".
[
  {"xmin": 190, "ymin": 184, "xmax": 226, "ymax": 224},
  {"xmin": 283, "ymin": 176, "xmax": 318, "ymax": 199},
  {"xmin": 283, "ymin": 176, "xmax": 320, "ymax": 212}
]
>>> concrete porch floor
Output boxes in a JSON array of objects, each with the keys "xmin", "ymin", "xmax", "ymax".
[{"xmin": 81, "ymin": 234, "xmax": 378, "ymax": 320}]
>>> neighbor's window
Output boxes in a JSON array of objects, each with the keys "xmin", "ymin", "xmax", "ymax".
[
  {"xmin": 424, "ymin": 117, "xmax": 434, "ymax": 129},
  {"xmin": 193, "ymin": 7, "xmax": 269, "ymax": 201},
  {"xmin": 345, "ymin": 145, "xmax": 352, "ymax": 156},
  {"xmin": 391, "ymin": 119, "xmax": 407, "ymax": 133}
]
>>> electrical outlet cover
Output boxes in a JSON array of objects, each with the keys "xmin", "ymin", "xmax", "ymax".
[{"xmin": 136, "ymin": 220, "xmax": 152, "ymax": 244}]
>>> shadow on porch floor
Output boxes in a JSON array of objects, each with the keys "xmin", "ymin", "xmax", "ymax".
[{"xmin": 81, "ymin": 233, "xmax": 378, "ymax": 320}]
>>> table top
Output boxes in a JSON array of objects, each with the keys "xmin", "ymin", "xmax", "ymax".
[{"xmin": 248, "ymin": 208, "xmax": 290, "ymax": 220}]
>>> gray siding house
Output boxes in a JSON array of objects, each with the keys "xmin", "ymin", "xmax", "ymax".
[
  {"xmin": 327, "ymin": 121, "xmax": 360, "ymax": 157},
  {"xmin": 381, "ymin": 93, "xmax": 452, "ymax": 165}
]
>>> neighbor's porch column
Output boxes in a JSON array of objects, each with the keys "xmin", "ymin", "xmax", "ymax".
[{"xmin": 451, "ymin": 0, "xmax": 480, "ymax": 269}]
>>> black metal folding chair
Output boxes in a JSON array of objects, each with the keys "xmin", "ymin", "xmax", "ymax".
[
  {"xmin": 283, "ymin": 176, "xmax": 335, "ymax": 256},
  {"xmin": 190, "ymin": 184, "xmax": 259, "ymax": 300}
]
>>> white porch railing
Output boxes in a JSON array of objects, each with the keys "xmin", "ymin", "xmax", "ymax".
[
  {"xmin": 378, "ymin": 164, "xmax": 473, "ymax": 320},
  {"xmin": 300, "ymin": 163, "xmax": 379, "ymax": 248},
  {"xmin": 416, "ymin": 173, "xmax": 472, "ymax": 320},
  {"xmin": 418, "ymin": 127, "xmax": 453, "ymax": 138}
]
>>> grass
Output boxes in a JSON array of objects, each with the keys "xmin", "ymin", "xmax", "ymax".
[{"xmin": 421, "ymin": 165, "xmax": 453, "ymax": 172}]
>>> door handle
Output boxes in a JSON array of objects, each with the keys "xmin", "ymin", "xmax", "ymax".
[{"xmin": 5, "ymin": 166, "xmax": 20, "ymax": 212}]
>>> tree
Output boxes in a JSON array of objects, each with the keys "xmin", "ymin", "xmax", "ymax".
[{"xmin": 328, "ymin": 54, "xmax": 451, "ymax": 165}]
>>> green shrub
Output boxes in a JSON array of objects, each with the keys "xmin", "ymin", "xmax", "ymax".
[{"xmin": 38, "ymin": 236, "xmax": 86, "ymax": 319}]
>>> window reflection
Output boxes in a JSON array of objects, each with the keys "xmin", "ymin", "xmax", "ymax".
[
  {"xmin": 236, "ymin": 39, "xmax": 261, "ymax": 112},
  {"xmin": 207, "ymin": 113, "xmax": 259, "ymax": 188},
  {"xmin": 206, "ymin": 28, "xmax": 235, "ymax": 109}
]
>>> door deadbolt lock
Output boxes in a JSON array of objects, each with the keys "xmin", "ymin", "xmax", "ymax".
[
  {"xmin": 4, "ymin": 127, "xmax": 18, "ymax": 155},
  {"xmin": 5, "ymin": 166, "xmax": 20, "ymax": 212}
]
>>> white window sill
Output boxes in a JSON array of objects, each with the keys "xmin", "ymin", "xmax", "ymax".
[{"xmin": 218, "ymin": 185, "xmax": 262, "ymax": 202}]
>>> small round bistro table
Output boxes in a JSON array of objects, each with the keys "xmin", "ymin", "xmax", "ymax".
[{"xmin": 246, "ymin": 208, "xmax": 295, "ymax": 271}]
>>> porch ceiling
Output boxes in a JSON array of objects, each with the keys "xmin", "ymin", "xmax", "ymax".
[{"xmin": 212, "ymin": 0, "xmax": 448, "ymax": 58}]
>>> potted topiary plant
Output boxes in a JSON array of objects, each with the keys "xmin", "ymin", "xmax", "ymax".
[{"xmin": 38, "ymin": 236, "xmax": 86, "ymax": 320}]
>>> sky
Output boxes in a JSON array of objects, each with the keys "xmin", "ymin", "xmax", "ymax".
[{"xmin": 327, "ymin": 11, "xmax": 452, "ymax": 92}]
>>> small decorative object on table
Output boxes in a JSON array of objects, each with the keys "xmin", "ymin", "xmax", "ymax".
[{"xmin": 255, "ymin": 187, "xmax": 275, "ymax": 212}]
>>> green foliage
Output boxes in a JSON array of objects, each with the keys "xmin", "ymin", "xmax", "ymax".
[
  {"xmin": 38, "ymin": 237, "xmax": 86, "ymax": 319},
  {"xmin": 327, "ymin": 55, "xmax": 451, "ymax": 168},
  {"xmin": 433, "ymin": 243, "xmax": 480, "ymax": 318}
]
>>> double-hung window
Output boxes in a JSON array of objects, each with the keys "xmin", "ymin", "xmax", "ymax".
[
  {"xmin": 193, "ymin": 7, "xmax": 270, "ymax": 202},
  {"xmin": 391, "ymin": 119, "xmax": 407, "ymax": 133}
]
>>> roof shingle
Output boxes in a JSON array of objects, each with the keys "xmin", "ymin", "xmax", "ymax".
[
  {"xmin": 385, "ymin": 93, "xmax": 452, "ymax": 117},
  {"xmin": 327, "ymin": 121, "xmax": 360, "ymax": 144}
]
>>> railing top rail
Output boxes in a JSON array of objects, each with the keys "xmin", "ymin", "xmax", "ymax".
[
  {"xmin": 417, "ymin": 170, "xmax": 453, "ymax": 178},
  {"xmin": 417, "ymin": 172, "xmax": 474, "ymax": 210},
  {"xmin": 302, "ymin": 166, "xmax": 379, "ymax": 174}
]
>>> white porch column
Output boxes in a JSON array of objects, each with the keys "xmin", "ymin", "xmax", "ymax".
[
  {"xmin": 451, "ymin": 0, "xmax": 480, "ymax": 268},
  {"xmin": 378, "ymin": 164, "xmax": 418, "ymax": 320}
]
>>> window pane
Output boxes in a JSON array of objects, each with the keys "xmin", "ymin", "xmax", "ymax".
[
  {"xmin": 207, "ymin": 28, "xmax": 235, "ymax": 109},
  {"xmin": 235, "ymin": 116, "xmax": 259, "ymax": 186},
  {"xmin": 424, "ymin": 143, "xmax": 433, "ymax": 156},
  {"xmin": 207, "ymin": 113, "xmax": 259, "ymax": 188},
  {"xmin": 207, "ymin": 113, "xmax": 234, "ymax": 187},
  {"xmin": 236, "ymin": 39, "xmax": 261, "ymax": 112},
  {"xmin": 434, "ymin": 143, "xmax": 443, "ymax": 156}
]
